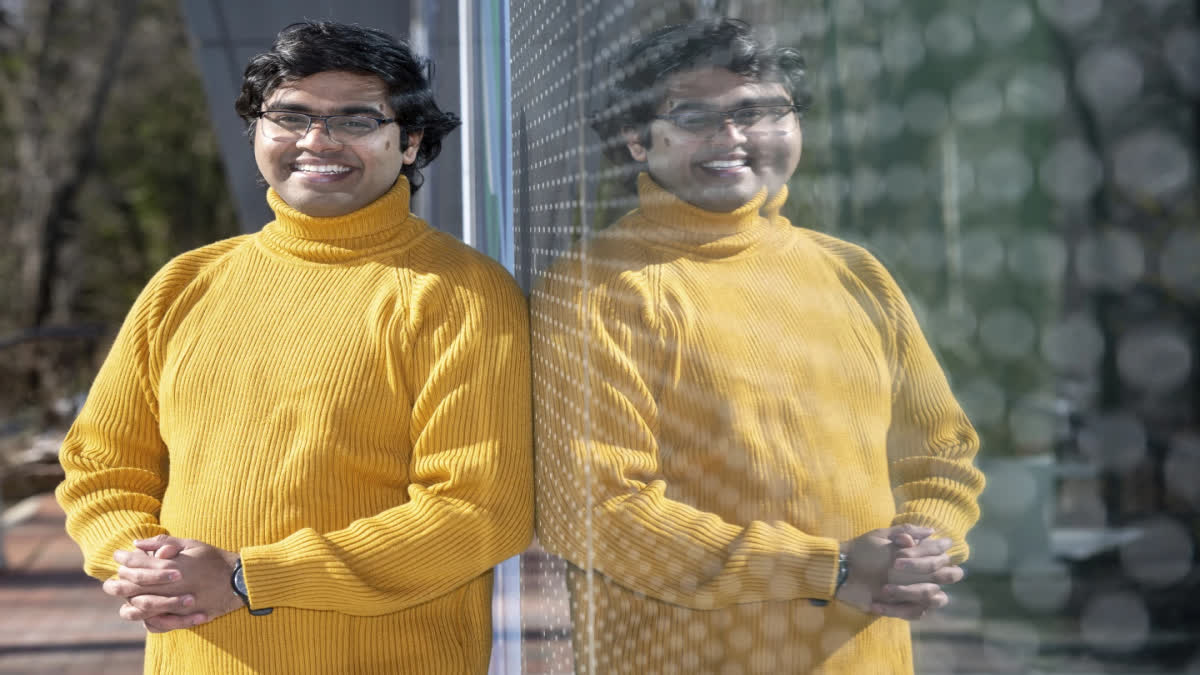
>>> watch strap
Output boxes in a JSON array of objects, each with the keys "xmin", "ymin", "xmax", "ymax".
[
  {"xmin": 835, "ymin": 551, "xmax": 850, "ymax": 589},
  {"xmin": 810, "ymin": 551, "xmax": 849, "ymax": 607},
  {"xmin": 231, "ymin": 557, "xmax": 274, "ymax": 616}
]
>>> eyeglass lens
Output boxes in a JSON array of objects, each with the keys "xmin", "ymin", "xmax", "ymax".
[
  {"xmin": 673, "ymin": 106, "xmax": 796, "ymax": 134},
  {"xmin": 261, "ymin": 112, "xmax": 383, "ymax": 144}
]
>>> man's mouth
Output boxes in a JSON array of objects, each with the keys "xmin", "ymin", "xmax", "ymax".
[
  {"xmin": 700, "ymin": 159, "xmax": 748, "ymax": 169},
  {"xmin": 699, "ymin": 157, "xmax": 750, "ymax": 176},
  {"xmin": 292, "ymin": 162, "xmax": 353, "ymax": 175}
]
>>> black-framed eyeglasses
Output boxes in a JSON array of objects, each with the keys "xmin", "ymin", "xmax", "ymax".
[
  {"xmin": 654, "ymin": 104, "xmax": 801, "ymax": 136},
  {"xmin": 257, "ymin": 111, "xmax": 398, "ymax": 144}
]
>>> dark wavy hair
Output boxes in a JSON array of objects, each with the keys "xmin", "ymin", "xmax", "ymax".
[
  {"xmin": 235, "ymin": 21, "xmax": 460, "ymax": 193},
  {"xmin": 591, "ymin": 18, "xmax": 812, "ymax": 166}
]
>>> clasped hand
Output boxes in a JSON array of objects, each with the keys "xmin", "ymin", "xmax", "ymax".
[
  {"xmin": 104, "ymin": 527, "xmax": 958, "ymax": 631},
  {"xmin": 102, "ymin": 535, "xmax": 242, "ymax": 633},
  {"xmin": 835, "ymin": 524, "xmax": 964, "ymax": 621}
]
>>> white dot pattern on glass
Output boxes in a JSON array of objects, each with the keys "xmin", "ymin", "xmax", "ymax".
[{"xmin": 510, "ymin": 2, "xmax": 1198, "ymax": 673}]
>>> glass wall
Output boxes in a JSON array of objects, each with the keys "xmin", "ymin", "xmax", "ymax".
[{"xmin": 513, "ymin": 1, "xmax": 1199, "ymax": 673}]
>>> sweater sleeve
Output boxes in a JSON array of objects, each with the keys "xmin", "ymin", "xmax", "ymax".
[
  {"xmin": 875, "ymin": 271, "xmax": 985, "ymax": 564},
  {"xmin": 55, "ymin": 274, "xmax": 172, "ymax": 581},
  {"xmin": 533, "ymin": 267, "xmax": 842, "ymax": 610},
  {"xmin": 238, "ymin": 261, "xmax": 534, "ymax": 616}
]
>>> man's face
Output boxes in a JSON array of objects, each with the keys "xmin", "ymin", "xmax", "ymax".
[
  {"xmin": 626, "ymin": 67, "xmax": 803, "ymax": 213},
  {"xmin": 254, "ymin": 70, "xmax": 422, "ymax": 218}
]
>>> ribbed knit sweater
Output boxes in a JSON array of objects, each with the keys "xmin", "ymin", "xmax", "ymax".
[
  {"xmin": 532, "ymin": 174, "xmax": 983, "ymax": 674},
  {"xmin": 56, "ymin": 178, "xmax": 533, "ymax": 675}
]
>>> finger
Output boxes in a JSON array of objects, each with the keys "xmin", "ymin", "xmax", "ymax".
[
  {"xmin": 103, "ymin": 578, "xmax": 160, "ymax": 599},
  {"xmin": 133, "ymin": 536, "xmax": 164, "ymax": 551},
  {"xmin": 120, "ymin": 602, "xmax": 160, "ymax": 622},
  {"xmin": 119, "ymin": 548, "xmax": 154, "ymax": 561},
  {"xmin": 892, "ymin": 552, "xmax": 951, "ymax": 575},
  {"xmin": 117, "ymin": 564, "xmax": 181, "ymax": 586},
  {"xmin": 932, "ymin": 565, "xmax": 964, "ymax": 585},
  {"xmin": 127, "ymin": 594, "xmax": 196, "ymax": 619},
  {"xmin": 136, "ymin": 533, "xmax": 175, "ymax": 550},
  {"xmin": 889, "ymin": 532, "xmax": 917, "ymax": 549},
  {"xmin": 881, "ymin": 583, "xmax": 949, "ymax": 610},
  {"xmin": 888, "ymin": 564, "xmax": 964, "ymax": 587},
  {"xmin": 888, "ymin": 524, "xmax": 935, "ymax": 541},
  {"xmin": 895, "ymin": 537, "xmax": 952, "ymax": 559},
  {"xmin": 114, "ymin": 549, "xmax": 174, "ymax": 568},
  {"xmin": 870, "ymin": 601, "xmax": 929, "ymax": 621},
  {"xmin": 886, "ymin": 568, "xmax": 930, "ymax": 586},
  {"xmin": 144, "ymin": 612, "xmax": 208, "ymax": 633},
  {"xmin": 112, "ymin": 549, "xmax": 137, "ymax": 566},
  {"xmin": 133, "ymin": 535, "xmax": 183, "ymax": 552},
  {"xmin": 120, "ymin": 601, "xmax": 148, "ymax": 622},
  {"xmin": 153, "ymin": 544, "xmax": 184, "ymax": 559}
]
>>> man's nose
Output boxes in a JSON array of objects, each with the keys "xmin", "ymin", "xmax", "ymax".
[
  {"xmin": 710, "ymin": 118, "xmax": 748, "ymax": 144},
  {"xmin": 295, "ymin": 120, "xmax": 342, "ymax": 151}
]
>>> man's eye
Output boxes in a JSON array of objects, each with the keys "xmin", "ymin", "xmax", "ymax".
[
  {"xmin": 334, "ymin": 117, "xmax": 376, "ymax": 134},
  {"xmin": 732, "ymin": 109, "xmax": 769, "ymax": 126},
  {"xmin": 764, "ymin": 105, "xmax": 795, "ymax": 119},
  {"xmin": 271, "ymin": 113, "xmax": 310, "ymax": 128},
  {"xmin": 674, "ymin": 112, "xmax": 716, "ymax": 131}
]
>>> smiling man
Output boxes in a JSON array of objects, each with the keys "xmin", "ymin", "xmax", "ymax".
[
  {"xmin": 533, "ymin": 18, "xmax": 984, "ymax": 673},
  {"xmin": 56, "ymin": 21, "xmax": 532, "ymax": 675}
]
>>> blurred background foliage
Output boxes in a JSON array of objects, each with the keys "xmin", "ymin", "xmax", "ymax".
[{"xmin": 0, "ymin": 0, "xmax": 237, "ymax": 452}]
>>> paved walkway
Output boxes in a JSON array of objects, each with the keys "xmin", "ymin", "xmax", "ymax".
[
  {"xmin": 1, "ymin": 495, "xmax": 144, "ymax": 674},
  {"xmin": 3, "ymin": 494, "xmax": 1194, "ymax": 675}
]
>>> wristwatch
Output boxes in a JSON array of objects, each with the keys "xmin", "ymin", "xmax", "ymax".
[
  {"xmin": 231, "ymin": 557, "xmax": 274, "ymax": 616},
  {"xmin": 810, "ymin": 552, "xmax": 849, "ymax": 607}
]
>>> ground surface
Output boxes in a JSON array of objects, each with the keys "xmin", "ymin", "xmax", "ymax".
[{"xmin": 4, "ymin": 495, "xmax": 1198, "ymax": 674}]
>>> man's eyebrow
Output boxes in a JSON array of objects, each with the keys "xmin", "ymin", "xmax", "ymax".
[
  {"xmin": 265, "ymin": 102, "xmax": 388, "ymax": 116},
  {"xmin": 666, "ymin": 95, "xmax": 794, "ymax": 112},
  {"xmin": 737, "ymin": 95, "xmax": 793, "ymax": 108}
]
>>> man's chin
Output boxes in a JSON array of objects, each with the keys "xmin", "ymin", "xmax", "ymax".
[
  {"xmin": 283, "ymin": 192, "xmax": 361, "ymax": 218},
  {"xmin": 685, "ymin": 188, "xmax": 759, "ymax": 213}
]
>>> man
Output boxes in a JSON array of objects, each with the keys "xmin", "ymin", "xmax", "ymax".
[
  {"xmin": 56, "ymin": 21, "xmax": 532, "ymax": 674},
  {"xmin": 533, "ymin": 18, "xmax": 984, "ymax": 673}
]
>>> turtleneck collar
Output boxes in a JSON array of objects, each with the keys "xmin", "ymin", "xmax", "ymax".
[
  {"xmin": 631, "ymin": 173, "xmax": 789, "ymax": 257},
  {"xmin": 762, "ymin": 185, "xmax": 789, "ymax": 222},
  {"xmin": 257, "ymin": 177, "xmax": 426, "ymax": 264}
]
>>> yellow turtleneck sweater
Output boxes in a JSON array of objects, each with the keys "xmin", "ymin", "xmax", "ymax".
[
  {"xmin": 56, "ymin": 178, "xmax": 533, "ymax": 675},
  {"xmin": 532, "ymin": 174, "xmax": 983, "ymax": 674}
]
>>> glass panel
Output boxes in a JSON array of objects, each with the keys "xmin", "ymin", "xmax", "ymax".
[{"xmin": 513, "ymin": 1, "xmax": 1200, "ymax": 673}]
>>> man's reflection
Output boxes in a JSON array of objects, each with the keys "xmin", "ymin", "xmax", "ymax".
[{"xmin": 533, "ymin": 18, "xmax": 984, "ymax": 674}]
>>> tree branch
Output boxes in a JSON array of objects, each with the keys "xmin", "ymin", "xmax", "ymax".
[{"xmin": 32, "ymin": 0, "xmax": 142, "ymax": 326}]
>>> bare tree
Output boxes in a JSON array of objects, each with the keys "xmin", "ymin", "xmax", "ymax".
[{"xmin": 1, "ymin": 0, "xmax": 141, "ymax": 332}]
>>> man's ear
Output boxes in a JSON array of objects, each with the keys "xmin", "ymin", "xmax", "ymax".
[
  {"xmin": 622, "ymin": 126, "xmax": 648, "ymax": 163},
  {"xmin": 401, "ymin": 130, "xmax": 424, "ymax": 166}
]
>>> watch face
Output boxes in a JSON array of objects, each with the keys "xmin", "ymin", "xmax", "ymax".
[{"xmin": 233, "ymin": 560, "xmax": 274, "ymax": 615}]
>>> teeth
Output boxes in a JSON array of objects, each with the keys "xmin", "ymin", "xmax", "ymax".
[
  {"xmin": 295, "ymin": 164, "xmax": 351, "ymax": 174},
  {"xmin": 701, "ymin": 159, "xmax": 747, "ymax": 169}
]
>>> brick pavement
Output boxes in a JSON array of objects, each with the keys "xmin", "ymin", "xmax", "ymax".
[
  {"xmin": 1, "ymin": 495, "xmax": 144, "ymax": 675},
  {"xmin": 4, "ymin": 494, "xmax": 1192, "ymax": 675}
]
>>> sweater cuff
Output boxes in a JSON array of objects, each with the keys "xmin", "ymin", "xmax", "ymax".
[
  {"xmin": 774, "ymin": 532, "xmax": 841, "ymax": 601},
  {"xmin": 238, "ymin": 528, "xmax": 327, "ymax": 609},
  {"xmin": 90, "ymin": 523, "xmax": 170, "ymax": 581}
]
